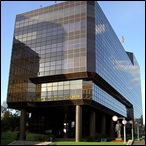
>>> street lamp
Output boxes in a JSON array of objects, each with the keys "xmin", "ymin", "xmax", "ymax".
[
  {"xmin": 112, "ymin": 115, "xmax": 127, "ymax": 143},
  {"xmin": 135, "ymin": 122, "xmax": 140, "ymax": 141},
  {"xmin": 129, "ymin": 120, "xmax": 134, "ymax": 141}
]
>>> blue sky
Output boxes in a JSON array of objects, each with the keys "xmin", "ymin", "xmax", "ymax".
[{"xmin": 1, "ymin": 1, "xmax": 145, "ymax": 124}]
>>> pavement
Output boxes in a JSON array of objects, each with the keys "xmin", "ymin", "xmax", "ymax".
[
  {"xmin": 8, "ymin": 141, "xmax": 52, "ymax": 145},
  {"xmin": 132, "ymin": 140, "xmax": 145, "ymax": 145},
  {"xmin": 8, "ymin": 139, "xmax": 145, "ymax": 145},
  {"xmin": 126, "ymin": 140, "xmax": 133, "ymax": 145}
]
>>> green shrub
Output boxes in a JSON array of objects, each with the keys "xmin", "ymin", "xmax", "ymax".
[
  {"xmin": 1, "ymin": 131, "xmax": 18, "ymax": 140},
  {"xmin": 82, "ymin": 136, "xmax": 94, "ymax": 142},
  {"xmin": 106, "ymin": 137, "xmax": 116, "ymax": 142},
  {"xmin": 1, "ymin": 131, "xmax": 18, "ymax": 145},
  {"xmin": 94, "ymin": 138, "xmax": 100, "ymax": 142},
  {"xmin": 1, "ymin": 131, "xmax": 56, "ymax": 145},
  {"xmin": 26, "ymin": 132, "xmax": 55, "ymax": 142}
]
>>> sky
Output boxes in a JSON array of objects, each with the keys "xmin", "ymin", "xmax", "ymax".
[{"xmin": 1, "ymin": 1, "xmax": 145, "ymax": 124}]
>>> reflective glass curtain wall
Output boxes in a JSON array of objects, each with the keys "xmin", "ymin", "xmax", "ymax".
[
  {"xmin": 7, "ymin": 1, "xmax": 142, "ymax": 121},
  {"xmin": 7, "ymin": 1, "xmax": 88, "ymax": 103},
  {"xmin": 94, "ymin": 2, "xmax": 142, "ymax": 119}
]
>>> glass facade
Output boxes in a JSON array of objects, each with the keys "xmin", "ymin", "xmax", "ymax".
[
  {"xmin": 39, "ymin": 80, "xmax": 82, "ymax": 102},
  {"xmin": 92, "ymin": 83, "xmax": 127, "ymax": 117},
  {"xmin": 95, "ymin": 2, "xmax": 142, "ymax": 119},
  {"xmin": 7, "ymin": 1, "xmax": 142, "ymax": 121},
  {"xmin": 14, "ymin": 1, "xmax": 87, "ymax": 76},
  {"xmin": 7, "ymin": 1, "xmax": 88, "ymax": 103}
]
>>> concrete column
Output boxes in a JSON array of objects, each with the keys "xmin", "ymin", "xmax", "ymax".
[
  {"xmin": 75, "ymin": 105, "xmax": 82, "ymax": 142},
  {"xmin": 101, "ymin": 115, "xmax": 106, "ymax": 135},
  {"xmin": 90, "ymin": 110, "xmax": 96, "ymax": 139},
  {"xmin": 19, "ymin": 109, "xmax": 26, "ymax": 140}
]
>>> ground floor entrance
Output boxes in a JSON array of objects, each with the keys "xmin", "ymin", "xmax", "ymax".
[{"xmin": 25, "ymin": 104, "xmax": 115, "ymax": 141}]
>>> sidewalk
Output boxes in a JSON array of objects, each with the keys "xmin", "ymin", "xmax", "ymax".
[
  {"xmin": 8, "ymin": 141, "xmax": 52, "ymax": 145},
  {"xmin": 132, "ymin": 140, "xmax": 145, "ymax": 145}
]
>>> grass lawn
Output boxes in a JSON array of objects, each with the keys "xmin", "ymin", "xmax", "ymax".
[
  {"xmin": 1, "ymin": 131, "xmax": 52, "ymax": 145},
  {"xmin": 54, "ymin": 141, "xmax": 126, "ymax": 145},
  {"xmin": 1, "ymin": 132, "xmax": 126, "ymax": 145},
  {"xmin": 1, "ymin": 131, "xmax": 18, "ymax": 145}
]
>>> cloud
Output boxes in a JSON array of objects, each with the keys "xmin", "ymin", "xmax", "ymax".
[{"xmin": 112, "ymin": 59, "xmax": 141, "ymax": 85}]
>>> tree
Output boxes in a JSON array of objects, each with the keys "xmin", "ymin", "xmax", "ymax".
[
  {"xmin": 1, "ymin": 101, "xmax": 8, "ymax": 113},
  {"xmin": 1, "ymin": 101, "xmax": 20, "ymax": 132}
]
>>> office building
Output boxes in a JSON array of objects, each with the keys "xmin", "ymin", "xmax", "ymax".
[{"xmin": 7, "ymin": 1, "xmax": 142, "ymax": 141}]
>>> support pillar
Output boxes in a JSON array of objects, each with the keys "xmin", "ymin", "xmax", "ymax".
[
  {"xmin": 90, "ymin": 110, "xmax": 96, "ymax": 139},
  {"xmin": 75, "ymin": 105, "xmax": 82, "ymax": 142},
  {"xmin": 101, "ymin": 115, "xmax": 106, "ymax": 135},
  {"xmin": 19, "ymin": 109, "xmax": 26, "ymax": 140}
]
